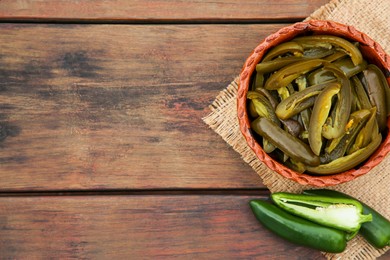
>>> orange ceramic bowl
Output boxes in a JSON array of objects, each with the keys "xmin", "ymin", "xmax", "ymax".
[{"xmin": 237, "ymin": 20, "xmax": 390, "ymax": 187}]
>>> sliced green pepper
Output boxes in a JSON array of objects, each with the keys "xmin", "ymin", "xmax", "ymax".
[
  {"xmin": 334, "ymin": 57, "xmax": 367, "ymax": 78},
  {"xmin": 308, "ymin": 83, "xmax": 341, "ymax": 156},
  {"xmin": 352, "ymin": 75, "xmax": 372, "ymax": 110},
  {"xmin": 251, "ymin": 117, "xmax": 320, "ymax": 166},
  {"xmin": 323, "ymin": 50, "xmax": 347, "ymax": 62},
  {"xmin": 348, "ymin": 107, "xmax": 378, "ymax": 154},
  {"xmin": 361, "ymin": 64, "xmax": 389, "ymax": 132},
  {"xmin": 247, "ymin": 91, "xmax": 280, "ymax": 125},
  {"xmin": 292, "ymin": 35, "xmax": 363, "ymax": 66},
  {"xmin": 302, "ymin": 189, "xmax": 390, "ymax": 249},
  {"xmin": 265, "ymin": 59, "xmax": 325, "ymax": 90},
  {"xmin": 303, "ymin": 47, "xmax": 334, "ymax": 59},
  {"xmin": 271, "ymin": 192, "xmax": 372, "ymax": 232},
  {"xmin": 321, "ymin": 109, "xmax": 371, "ymax": 163},
  {"xmin": 321, "ymin": 64, "xmax": 352, "ymax": 139},
  {"xmin": 307, "ymin": 69, "xmax": 336, "ymax": 85},
  {"xmin": 276, "ymin": 81, "xmax": 338, "ymax": 120},
  {"xmin": 250, "ymin": 199, "xmax": 347, "ymax": 253},
  {"xmin": 262, "ymin": 41, "xmax": 304, "ymax": 62},
  {"xmin": 306, "ymin": 132, "xmax": 382, "ymax": 174},
  {"xmin": 256, "ymin": 56, "xmax": 304, "ymax": 74}
]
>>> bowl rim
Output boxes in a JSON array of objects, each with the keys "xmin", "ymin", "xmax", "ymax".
[{"xmin": 237, "ymin": 19, "xmax": 390, "ymax": 187}]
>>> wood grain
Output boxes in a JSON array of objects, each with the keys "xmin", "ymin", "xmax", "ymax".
[
  {"xmin": 0, "ymin": 23, "xmax": 291, "ymax": 191},
  {"xmin": 0, "ymin": 195, "xmax": 325, "ymax": 259},
  {"xmin": 0, "ymin": 0, "xmax": 329, "ymax": 22}
]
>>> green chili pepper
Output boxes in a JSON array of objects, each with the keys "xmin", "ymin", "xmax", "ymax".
[
  {"xmin": 276, "ymin": 81, "xmax": 339, "ymax": 120},
  {"xmin": 308, "ymin": 83, "xmax": 341, "ymax": 156},
  {"xmin": 281, "ymin": 119, "xmax": 303, "ymax": 137},
  {"xmin": 247, "ymin": 91, "xmax": 279, "ymax": 153},
  {"xmin": 323, "ymin": 51, "xmax": 347, "ymax": 62},
  {"xmin": 251, "ymin": 117, "xmax": 320, "ymax": 166},
  {"xmin": 251, "ymin": 71, "xmax": 265, "ymax": 90},
  {"xmin": 247, "ymin": 91, "xmax": 280, "ymax": 125},
  {"xmin": 302, "ymin": 189, "xmax": 390, "ymax": 249},
  {"xmin": 249, "ymin": 199, "xmax": 347, "ymax": 253},
  {"xmin": 265, "ymin": 59, "xmax": 325, "ymax": 90},
  {"xmin": 306, "ymin": 132, "xmax": 382, "ymax": 174},
  {"xmin": 262, "ymin": 41, "xmax": 304, "ymax": 62},
  {"xmin": 256, "ymin": 56, "xmax": 304, "ymax": 74},
  {"xmin": 307, "ymin": 69, "xmax": 336, "ymax": 85},
  {"xmin": 292, "ymin": 35, "xmax": 363, "ymax": 66},
  {"xmin": 321, "ymin": 109, "xmax": 371, "ymax": 163},
  {"xmin": 253, "ymin": 88, "xmax": 277, "ymax": 108},
  {"xmin": 348, "ymin": 107, "xmax": 378, "ymax": 155},
  {"xmin": 334, "ymin": 57, "xmax": 367, "ymax": 78},
  {"xmin": 271, "ymin": 192, "xmax": 372, "ymax": 232},
  {"xmin": 361, "ymin": 64, "xmax": 389, "ymax": 132},
  {"xmin": 352, "ymin": 75, "xmax": 372, "ymax": 110},
  {"xmin": 321, "ymin": 64, "xmax": 352, "ymax": 139},
  {"xmin": 303, "ymin": 47, "xmax": 334, "ymax": 59}
]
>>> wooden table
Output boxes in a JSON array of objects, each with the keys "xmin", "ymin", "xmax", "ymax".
[{"xmin": 1, "ymin": 1, "xmax": 389, "ymax": 259}]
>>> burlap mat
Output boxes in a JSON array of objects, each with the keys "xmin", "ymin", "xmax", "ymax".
[{"xmin": 203, "ymin": 0, "xmax": 390, "ymax": 259}]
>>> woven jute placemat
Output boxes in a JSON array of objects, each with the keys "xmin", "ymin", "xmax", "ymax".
[{"xmin": 203, "ymin": 0, "xmax": 390, "ymax": 259}]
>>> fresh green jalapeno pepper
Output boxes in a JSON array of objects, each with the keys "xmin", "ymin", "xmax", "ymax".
[
  {"xmin": 276, "ymin": 81, "xmax": 339, "ymax": 120},
  {"xmin": 271, "ymin": 192, "xmax": 372, "ymax": 233},
  {"xmin": 302, "ymin": 189, "xmax": 390, "ymax": 249},
  {"xmin": 306, "ymin": 132, "xmax": 382, "ymax": 174},
  {"xmin": 308, "ymin": 83, "xmax": 341, "ymax": 156},
  {"xmin": 292, "ymin": 35, "xmax": 363, "ymax": 66},
  {"xmin": 321, "ymin": 109, "xmax": 371, "ymax": 163},
  {"xmin": 249, "ymin": 199, "xmax": 347, "ymax": 253},
  {"xmin": 361, "ymin": 65, "xmax": 388, "ymax": 132},
  {"xmin": 262, "ymin": 41, "xmax": 304, "ymax": 62},
  {"xmin": 320, "ymin": 64, "xmax": 352, "ymax": 140},
  {"xmin": 251, "ymin": 117, "xmax": 320, "ymax": 166},
  {"xmin": 265, "ymin": 59, "xmax": 325, "ymax": 90}
]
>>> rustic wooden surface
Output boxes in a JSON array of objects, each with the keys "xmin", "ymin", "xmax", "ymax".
[
  {"xmin": 1, "ymin": 1, "xmax": 389, "ymax": 259},
  {"xmin": 0, "ymin": 0, "xmax": 328, "ymax": 22}
]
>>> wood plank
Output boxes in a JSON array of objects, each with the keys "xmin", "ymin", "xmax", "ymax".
[
  {"xmin": 0, "ymin": 195, "xmax": 325, "ymax": 259},
  {"xmin": 0, "ymin": 23, "xmax": 291, "ymax": 191},
  {"xmin": 0, "ymin": 0, "xmax": 329, "ymax": 22}
]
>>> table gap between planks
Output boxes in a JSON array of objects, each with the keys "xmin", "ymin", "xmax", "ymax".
[{"xmin": 1, "ymin": 1, "xmax": 388, "ymax": 259}]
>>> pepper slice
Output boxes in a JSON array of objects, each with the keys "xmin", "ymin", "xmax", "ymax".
[
  {"xmin": 302, "ymin": 189, "xmax": 390, "ymax": 249},
  {"xmin": 264, "ymin": 59, "xmax": 325, "ymax": 90},
  {"xmin": 352, "ymin": 75, "xmax": 372, "ymax": 110},
  {"xmin": 251, "ymin": 117, "xmax": 320, "ymax": 166},
  {"xmin": 348, "ymin": 107, "xmax": 378, "ymax": 155},
  {"xmin": 361, "ymin": 64, "xmax": 389, "ymax": 132},
  {"xmin": 250, "ymin": 199, "xmax": 347, "ymax": 253},
  {"xmin": 320, "ymin": 64, "xmax": 352, "ymax": 139},
  {"xmin": 262, "ymin": 41, "xmax": 304, "ymax": 62},
  {"xmin": 306, "ymin": 132, "xmax": 382, "ymax": 174},
  {"xmin": 292, "ymin": 35, "xmax": 363, "ymax": 66},
  {"xmin": 321, "ymin": 109, "xmax": 371, "ymax": 163},
  {"xmin": 271, "ymin": 192, "xmax": 372, "ymax": 232},
  {"xmin": 308, "ymin": 83, "xmax": 341, "ymax": 156},
  {"xmin": 276, "ymin": 81, "xmax": 339, "ymax": 120}
]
